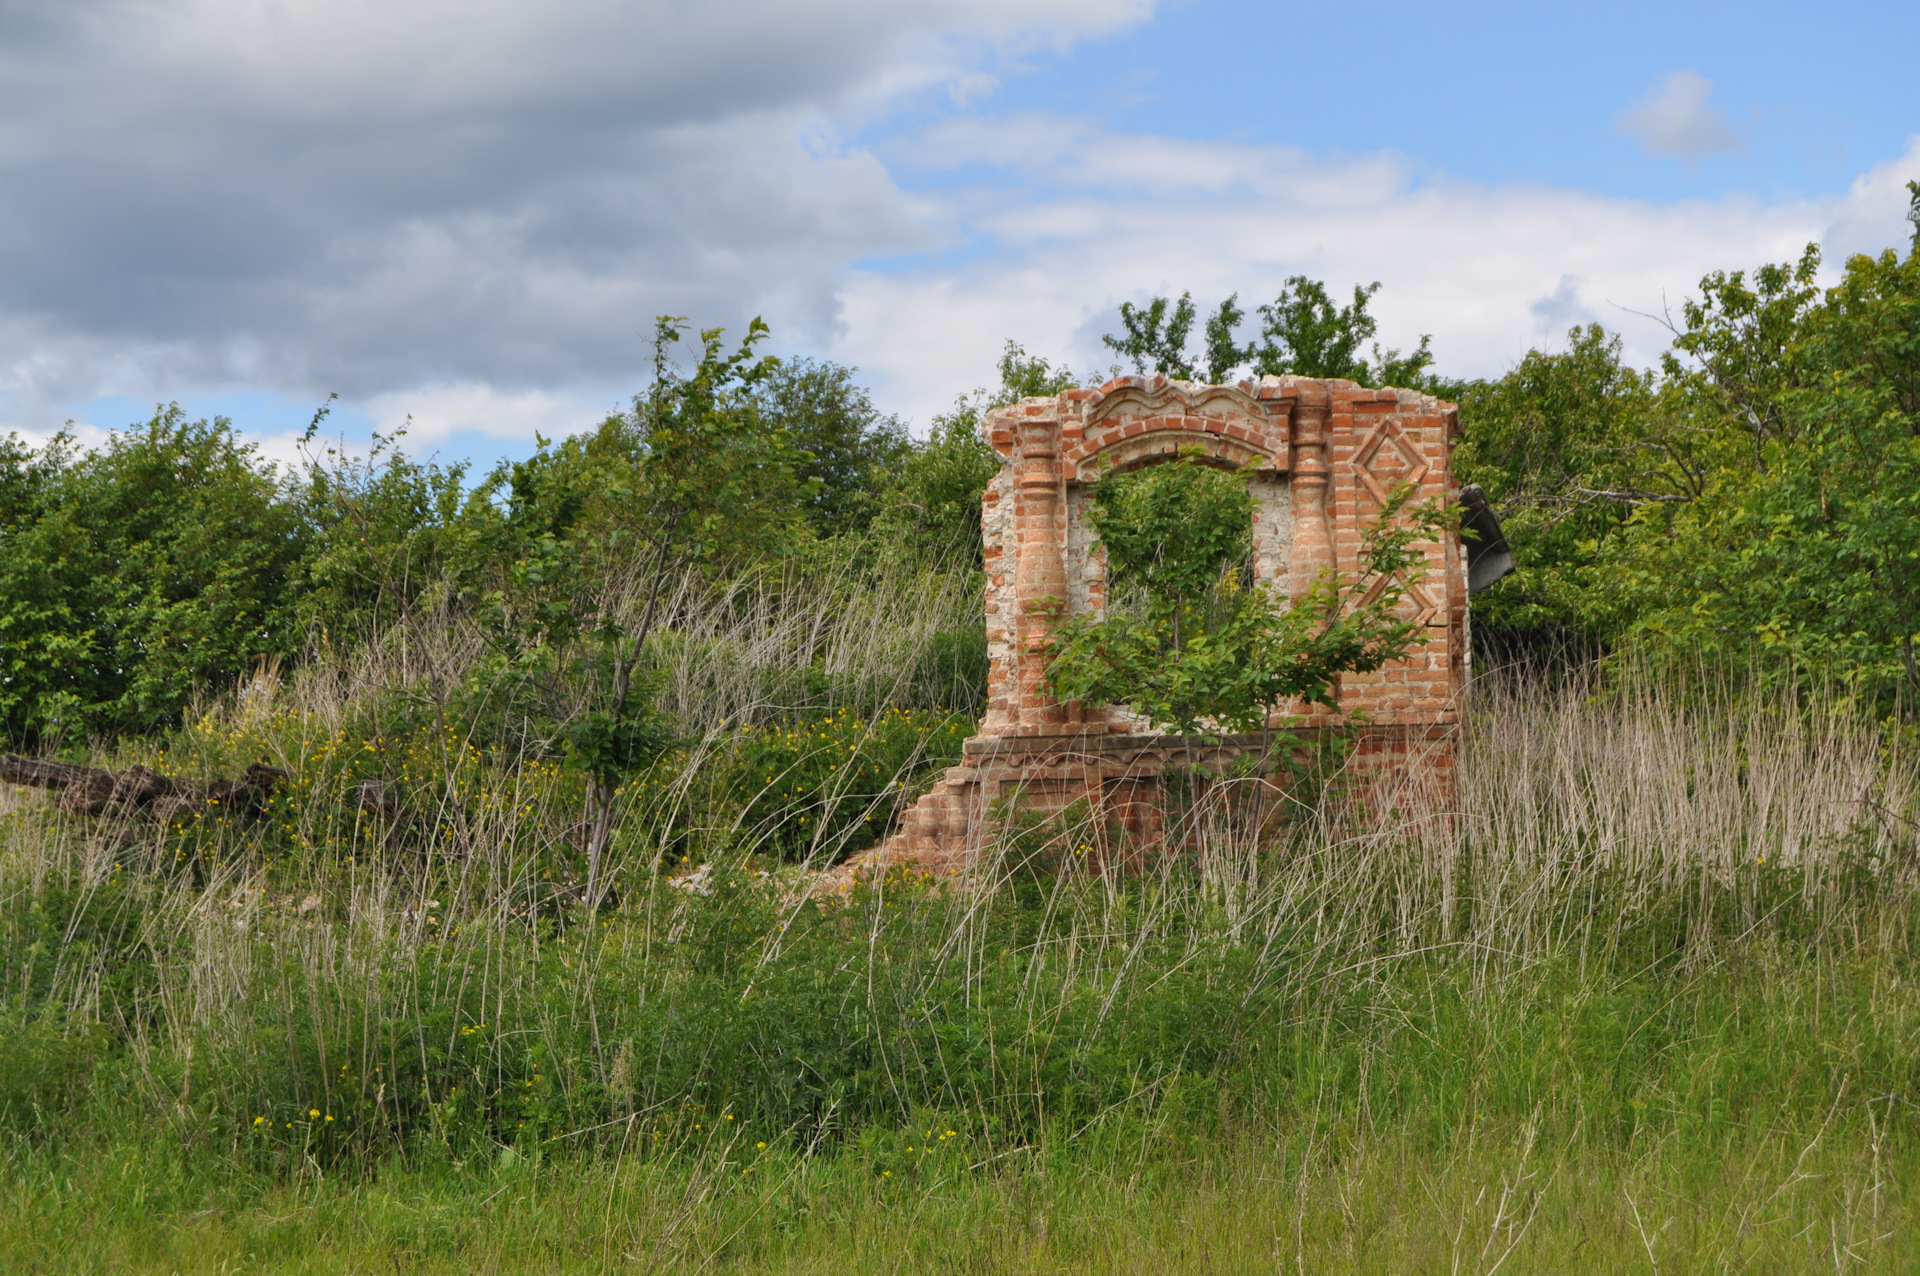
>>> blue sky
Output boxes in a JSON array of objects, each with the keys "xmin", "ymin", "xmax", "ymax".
[
  {"xmin": 951, "ymin": 0, "xmax": 1912, "ymax": 203},
  {"xmin": 1, "ymin": 0, "xmax": 1914, "ymax": 473}
]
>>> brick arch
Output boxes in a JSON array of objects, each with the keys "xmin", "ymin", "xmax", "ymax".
[
  {"xmin": 1070, "ymin": 428, "xmax": 1276, "ymax": 481},
  {"xmin": 1062, "ymin": 380, "xmax": 1288, "ymax": 483}
]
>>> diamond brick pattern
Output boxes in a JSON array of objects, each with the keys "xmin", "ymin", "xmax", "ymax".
[{"xmin": 1352, "ymin": 419, "xmax": 1429, "ymax": 508}]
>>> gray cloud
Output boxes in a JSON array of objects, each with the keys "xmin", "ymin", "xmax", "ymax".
[
  {"xmin": 0, "ymin": 0, "xmax": 1148, "ymax": 420},
  {"xmin": 1529, "ymin": 275, "xmax": 1596, "ymax": 337},
  {"xmin": 1617, "ymin": 71, "xmax": 1738, "ymax": 166}
]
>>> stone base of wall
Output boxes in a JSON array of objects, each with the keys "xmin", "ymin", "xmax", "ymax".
[{"xmin": 843, "ymin": 724, "xmax": 1457, "ymax": 880}]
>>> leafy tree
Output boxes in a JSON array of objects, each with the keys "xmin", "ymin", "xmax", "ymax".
[
  {"xmin": 1103, "ymin": 293, "xmax": 1197, "ymax": 378},
  {"xmin": 0, "ymin": 409, "xmax": 306, "ymax": 742},
  {"xmin": 990, "ymin": 341, "xmax": 1080, "ymax": 404},
  {"xmin": 1620, "ymin": 241, "xmax": 1920, "ymax": 698},
  {"xmin": 1252, "ymin": 278, "xmax": 1377, "ymax": 382},
  {"xmin": 1658, "ymin": 246, "xmax": 1823, "ymax": 472},
  {"xmin": 454, "ymin": 318, "xmax": 814, "ymax": 903},
  {"xmin": 1103, "ymin": 278, "xmax": 1437, "ymax": 389},
  {"xmin": 1047, "ymin": 452, "xmax": 1445, "ymax": 738},
  {"xmin": 755, "ymin": 358, "xmax": 908, "ymax": 539},
  {"xmin": 1201, "ymin": 295, "xmax": 1253, "ymax": 386},
  {"xmin": 0, "ymin": 433, "xmax": 83, "ymax": 742},
  {"xmin": 1446, "ymin": 258, "xmax": 1834, "ymax": 660},
  {"xmin": 877, "ymin": 341, "xmax": 1076, "ymax": 565},
  {"xmin": 294, "ymin": 421, "xmax": 470, "ymax": 647},
  {"xmin": 1253, "ymin": 276, "xmax": 1437, "ymax": 388},
  {"xmin": 876, "ymin": 410, "xmax": 1002, "ymax": 565},
  {"xmin": 1103, "ymin": 293, "xmax": 1250, "ymax": 383},
  {"xmin": 1448, "ymin": 230, "xmax": 1920, "ymax": 699},
  {"xmin": 1451, "ymin": 325, "xmax": 1660, "ymax": 652}
]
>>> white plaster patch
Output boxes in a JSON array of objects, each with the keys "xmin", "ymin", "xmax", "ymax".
[{"xmin": 1249, "ymin": 473, "xmax": 1292, "ymax": 596}]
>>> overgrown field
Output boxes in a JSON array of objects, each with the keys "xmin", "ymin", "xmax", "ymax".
[{"xmin": 3, "ymin": 560, "xmax": 1920, "ymax": 1271}]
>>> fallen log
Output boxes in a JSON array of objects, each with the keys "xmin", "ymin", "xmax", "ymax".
[
  {"xmin": 0, "ymin": 754, "xmax": 112, "ymax": 792},
  {"xmin": 1, "ymin": 753, "xmax": 287, "ymax": 824}
]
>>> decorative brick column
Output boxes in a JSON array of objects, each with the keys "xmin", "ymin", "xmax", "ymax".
[
  {"xmin": 1013, "ymin": 414, "xmax": 1069, "ymax": 735},
  {"xmin": 1288, "ymin": 380, "xmax": 1333, "ymax": 604}
]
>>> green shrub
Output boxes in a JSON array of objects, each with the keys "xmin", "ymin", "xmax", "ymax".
[
  {"xmin": 0, "ymin": 410, "xmax": 307, "ymax": 742},
  {"xmin": 725, "ymin": 707, "xmax": 973, "ymax": 862}
]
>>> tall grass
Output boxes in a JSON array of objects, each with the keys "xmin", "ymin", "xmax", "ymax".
[{"xmin": 2, "ymin": 562, "xmax": 1919, "ymax": 1269}]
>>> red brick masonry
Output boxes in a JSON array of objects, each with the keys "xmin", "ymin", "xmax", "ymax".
[{"xmin": 849, "ymin": 374, "xmax": 1467, "ymax": 875}]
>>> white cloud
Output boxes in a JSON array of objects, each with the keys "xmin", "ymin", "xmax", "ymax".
[
  {"xmin": 360, "ymin": 383, "xmax": 619, "ymax": 452},
  {"xmin": 1617, "ymin": 71, "xmax": 1738, "ymax": 166},
  {"xmin": 1825, "ymin": 141, "xmax": 1920, "ymax": 259},
  {"xmin": 831, "ymin": 123, "xmax": 1920, "ymax": 426}
]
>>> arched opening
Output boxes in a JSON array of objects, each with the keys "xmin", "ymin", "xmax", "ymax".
[{"xmin": 1064, "ymin": 441, "xmax": 1292, "ymax": 623}]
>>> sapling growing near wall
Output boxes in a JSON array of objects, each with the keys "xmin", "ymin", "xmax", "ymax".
[
  {"xmin": 1045, "ymin": 451, "xmax": 1447, "ymax": 740},
  {"xmin": 572, "ymin": 319, "xmax": 824, "ymax": 904},
  {"xmin": 457, "ymin": 317, "xmax": 814, "ymax": 906}
]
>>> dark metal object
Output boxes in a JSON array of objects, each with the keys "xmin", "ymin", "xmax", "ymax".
[{"xmin": 1457, "ymin": 484, "xmax": 1516, "ymax": 594}]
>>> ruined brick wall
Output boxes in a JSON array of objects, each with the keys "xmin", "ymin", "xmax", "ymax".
[{"xmin": 855, "ymin": 374, "xmax": 1466, "ymax": 876}]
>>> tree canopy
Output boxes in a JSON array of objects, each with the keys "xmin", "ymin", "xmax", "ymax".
[
  {"xmin": 1456, "ymin": 239, "xmax": 1920, "ymax": 700},
  {"xmin": 9, "ymin": 226, "xmax": 1920, "ymax": 746},
  {"xmin": 1102, "ymin": 278, "xmax": 1439, "ymax": 390}
]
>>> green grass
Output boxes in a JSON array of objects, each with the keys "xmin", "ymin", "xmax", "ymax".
[
  {"xmin": 1, "ymin": 1098, "xmax": 1911, "ymax": 1272},
  {"xmin": 1, "ymin": 887, "xmax": 1917, "ymax": 1272},
  {"xmin": 5, "ymin": 640, "xmax": 1920, "ymax": 1271}
]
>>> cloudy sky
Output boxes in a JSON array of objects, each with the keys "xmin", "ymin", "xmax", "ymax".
[{"xmin": 3, "ymin": 0, "xmax": 1917, "ymax": 466}]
